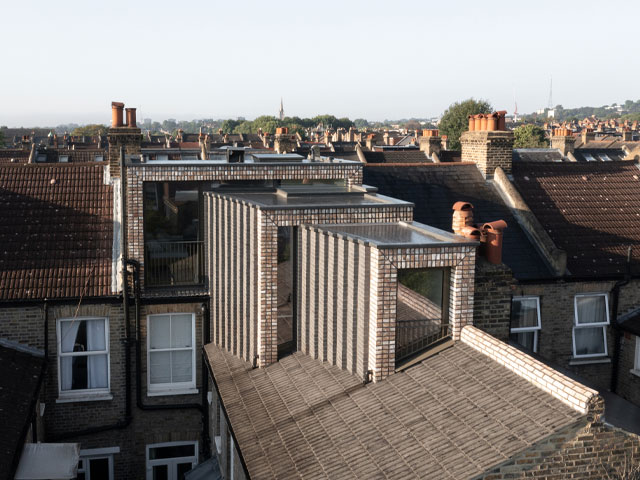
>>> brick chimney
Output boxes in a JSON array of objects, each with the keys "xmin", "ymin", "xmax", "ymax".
[
  {"xmin": 274, "ymin": 127, "xmax": 295, "ymax": 154},
  {"xmin": 550, "ymin": 128, "xmax": 575, "ymax": 156},
  {"xmin": 107, "ymin": 101, "xmax": 141, "ymax": 178},
  {"xmin": 622, "ymin": 128, "xmax": 633, "ymax": 141},
  {"xmin": 461, "ymin": 110, "xmax": 514, "ymax": 178},
  {"xmin": 581, "ymin": 128, "xmax": 595, "ymax": 145},
  {"xmin": 418, "ymin": 129, "xmax": 442, "ymax": 157}
]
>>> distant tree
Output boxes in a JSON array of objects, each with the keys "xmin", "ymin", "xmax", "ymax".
[
  {"xmin": 438, "ymin": 99, "xmax": 492, "ymax": 150},
  {"xmin": 513, "ymin": 124, "xmax": 548, "ymax": 148},
  {"xmin": 0, "ymin": 129, "xmax": 4, "ymax": 147},
  {"xmin": 71, "ymin": 124, "xmax": 107, "ymax": 136},
  {"xmin": 220, "ymin": 119, "xmax": 240, "ymax": 133},
  {"xmin": 404, "ymin": 120, "xmax": 422, "ymax": 131},
  {"xmin": 354, "ymin": 118, "xmax": 369, "ymax": 129}
]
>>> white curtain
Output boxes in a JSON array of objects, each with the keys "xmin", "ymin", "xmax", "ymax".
[
  {"xmin": 60, "ymin": 321, "xmax": 81, "ymax": 391},
  {"xmin": 513, "ymin": 299, "xmax": 538, "ymax": 328},
  {"xmin": 576, "ymin": 296, "xmax": 607, "ymax": 324},
  {"xmin": 86, "ymin": 319, "xmax": 108, "ymax": 389}
]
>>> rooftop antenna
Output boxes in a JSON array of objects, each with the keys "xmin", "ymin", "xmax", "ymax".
[{"xmin": 279, "ymin": 98, "xmax": 284, "ymax": 121}]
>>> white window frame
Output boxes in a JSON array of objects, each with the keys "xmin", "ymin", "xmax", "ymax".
[
  {"xmin": 510, "ymin": 296, "xmax": 542, "ymax": 353},
  {"xmin": 146, "ymin": 441, "xmax": 198, "ymax": 480},
  {"xmin": 56, "ymin": 317, "xmax": 110, "ymax": 401},
  {"xmin": 147, "ymin": 313, "xmax": 197, "ymax": 396},
  {"xmin": 78, "ymin": 447, "xmax": 119, "ymax": 480},
  {"xmin": 572, "ymin": 293, "xmax": 610, "ymax": 359}
]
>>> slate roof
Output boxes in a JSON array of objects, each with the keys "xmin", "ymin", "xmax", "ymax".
[
  {"xmin": 0, "ymin": 342, "xmax": 46, "ymax": 480},
  {"xmin": 205, "ymin": 342, "xmax": 582, "ymax": 479},
  {"xmin": 363, "ymin": 164, "xmax": 553, "ymax": 279},
  {"xmin": 513, "ymin": 149, "xmax": 564, "ymax": 163},
  {"xmin": 619, "ymin": 307, "xmax": 640, "ymax": 338},
  {"xmin": 512, "ymin": 161, "xmax": 640, "ymax": 276},
  {"xmin": 0, "ymin": 149, "xmax": 30, "ymax": 164},
  {"xmin": 0, "ymin": 163, "xmax": 114, "ymax": 300},
  {"xmin": 362, "ymin": 150, "xmax": 431, "ymax": 164}
]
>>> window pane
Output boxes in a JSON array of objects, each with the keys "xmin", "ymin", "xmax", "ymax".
[
  {"xmin": 510, "ymin": 331, "xmax": 536, "ymax": 352},
  {"xmin": 576, "ymin": 296, "xmax": 607, "ymax": 325},
  {"xmin": 575, "ymin": 327, "xmax": 606, "ymax": 356},
  {"xmin": 87, "ymin": 354, "xmax": 109, "ymax": 389},
  {"xmin": 177, "ymin": 462, "xmax": 193, "ymax": 479},
  {"xmin": 85, "ymin": 319, "xmax": 106, "ymax": 351},
  {"xmin": 152, "ymin": 464, "xmax": 168, "ymax": 480},
  {"xmin": 150, "ymin": 316, "xmax": 171, "ymax": 349},
  {"xmin": 61, "ymin": 320, "xmax": 84, "ymax": 353},
  {"xmin": 171, "ymin": 315, "xmax": 193, "ymax": 348},
  {"xmin": 61, "ymin": 356, "xmax": 88, "ymax": 390},
  {"xmin": 398, "ymin": 268, "xmax": 444, "ymax": 308},
  {"xmin": 150, "ymin": 351, "xmax": 171, "ymax": 384},
  {"xmin": 511, "ymin": 298, "xmax": 539, "ymax": 329},
  {"xmin": 171, "ymin": 350, "xmax": 193, "ymax": 383},
  {"xmin": 89, "ymin": 458, "xmax": 110, "ymax": 480},
  {"xmin": 149, "ymin": 444, "xmax": 196, "ymax": 460}
]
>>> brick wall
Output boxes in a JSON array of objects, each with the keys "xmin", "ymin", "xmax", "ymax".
[
  {"xmin": 107, "ymin": 127, "xmax": 141, "ymax": 178},
  {"xmin": 460, "ymin": 130, "xmax": 514, "ymax": 178},
  {"xmin": 514, "ymin": 279, "xmax": 640, "ymax": 392},
  {"xmin": 478, "ymin": 419, "xmax": 640, "ymax": 479},
  {"xmin": 473, "ymin": 258, "xmax": 515, "ymax": 341},
  {"xmin": 205, "ymin": 192, "xmax": 413, "ymax": 368},
  {"xmin": 299, "ymin": 225, "xmax": 477, "ymax": 381}
]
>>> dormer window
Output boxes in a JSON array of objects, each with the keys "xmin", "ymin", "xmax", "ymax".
[{"xmin": 59, "ymin": 155, "xmax": 69, "ymax": 163}]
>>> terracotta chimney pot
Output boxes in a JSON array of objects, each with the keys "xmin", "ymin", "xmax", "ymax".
[
  {"xmin": 111, "ymin": 101, "xmax": 124, "ymax": 128},
  {"xmin": 479, "ymin": 114, "xmax": 488, "ymax": 131},
  {"xmin": 125, "ymin": 108, "xmax": 136, "ymax": 128},
  {"xmin": 486, "ymin": 113, "xmax": 497, "ymax": 131},
  {"xmin": 474, "ymin": 114, "xmax": 483, "ymax": 131},
  {"xmin": 468, "ymin": 115, "xmax": 475, "ymax": 132},
  {"xmin": 482, "ymin": 220, "xmax": 507, "ymax": 264}
]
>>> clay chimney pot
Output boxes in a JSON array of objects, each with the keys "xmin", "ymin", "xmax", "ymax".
[
  {"xmin": 111, "ymin": 101, "xmax": 124, "ymax": 128},
  {"xmin": 125, "ymin": 107, "xmax": 136, "ymax": 128}
]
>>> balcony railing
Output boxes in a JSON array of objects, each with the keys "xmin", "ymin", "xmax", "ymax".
[
  {"xmin": 395, "ymin": 319, "xmax": 450, "ymax": 362},
  {"xmin": 145, "ymin": 241, "xmax": 204, "ymax": 287}
]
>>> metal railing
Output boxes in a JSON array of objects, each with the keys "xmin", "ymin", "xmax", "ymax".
[
  {"xmin": 145, "ymin": 241, "xmax": 204, "ymax": 287},
  {"xmin": 395, "ymin": 319, "xmax": 450, "ymax": 362}
]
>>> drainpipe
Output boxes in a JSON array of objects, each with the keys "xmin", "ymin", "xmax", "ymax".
[
  {"xmin": 200, "ymin": 302, "xmax": 211, "ymax": 459},
  {"xmin": 610, "ymin": 246, "xmax": 632, "ymax": 393},
  {"xmin": 51, "ymin": 148, "xmax": 133, "ymax": 441}
]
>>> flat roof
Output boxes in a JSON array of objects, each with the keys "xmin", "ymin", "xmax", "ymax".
[
  {"xmin": 210, "ymin": 189, "xmax": 412, "ymax": 210},
  {"xmin": 309, "ymin": 221, "xmax": 478, "ymax": 248}
]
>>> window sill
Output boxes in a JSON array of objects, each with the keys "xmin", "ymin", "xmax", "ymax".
[
  {"xmin": 56, "ymin": 393, "xmax": 113, "ymax": 404},
  {"xmin": 569, "ymin": 357, "xmax": 611, "ymax": 366},
  {"xmin": 147, "ymin": 388, "xmax": 199, "ymax": 397},
  {"xmin": 630, "ymin": 369, "xmax": 640, "ymax": 379}
]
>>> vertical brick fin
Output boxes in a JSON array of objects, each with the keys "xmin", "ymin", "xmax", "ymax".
[
  {"xmin": 317, "ymin": 234, "xmax": 327, "ymax": 361},
  {"xmin": 460, "ymin": 325, "xmax": 600, "ymax": 414}
]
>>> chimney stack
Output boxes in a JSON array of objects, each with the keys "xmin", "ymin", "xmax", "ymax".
[
  {"xmin": 581, "ymin": 128, "xmax": 595, "ymax": 145},
  {"xmin": 461, "ymin": 109, "xmax": 514, "ymax": 178},
  {"xmin": 108, "ymin": 101, "xmax": 141, "ymax": 178},
  {"xmin": 418, "ymin": 129, "xmax": 442, "ymax": 157},
  {"xmin": 111, "ymin": 102, "xmax": 125, "ymax": 127},
  {"xmin": 550, "ymin": 128, "xmax": 575, "ymax": 156},
  {"xmin": 622, "ymin": 128, "xmax": 633, "ymax": 142}
]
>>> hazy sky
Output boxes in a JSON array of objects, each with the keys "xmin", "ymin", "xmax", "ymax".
[{"xmin": 2, "ymin": 0, "xmax": 639, "ymax": 126}]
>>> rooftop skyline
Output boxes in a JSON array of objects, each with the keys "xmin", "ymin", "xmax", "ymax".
[{"xmin": 2, "ymin": 0, "xmax": 639, "ymax": 126}]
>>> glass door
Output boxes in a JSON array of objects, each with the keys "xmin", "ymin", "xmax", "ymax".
[{"xmin": 146, "ymin": 442, "xmax": 198, "ymax": 480}]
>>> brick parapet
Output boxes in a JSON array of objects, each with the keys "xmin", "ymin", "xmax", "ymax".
[{"xmin": 460, "ymin": 325, "xmax": 600, "ymax": 415}]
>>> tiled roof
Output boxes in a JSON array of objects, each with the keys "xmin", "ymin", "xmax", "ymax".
[
  {"xmin": 363, "ymin": 150, "xmax": 431, "ymax": 164},
  {"xmin": 0, "ymin": 342, "xmax": 45, "ymax": 479},
  {"xmin": 0, "ymin": 150, "xmax": 30, "ymax": 164},
  {"xmin": 512, "ymin": 161, "xmax": 640, "ymax": 276},
  {"xmin": 363, "ymin": 164, "xmax": 553, "ymax": 279},
  {"xmin": 205, "ymin": 343, "xmax": 581, "ymax": 479},
  {"xmin": 0, "ymin": 163, "xmax": 114, "ymax": 300}
]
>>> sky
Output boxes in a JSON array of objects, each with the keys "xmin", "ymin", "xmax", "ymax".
[{"xmin": 2, "ymin": 0, "xmax": 639, "ymax": 126}]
